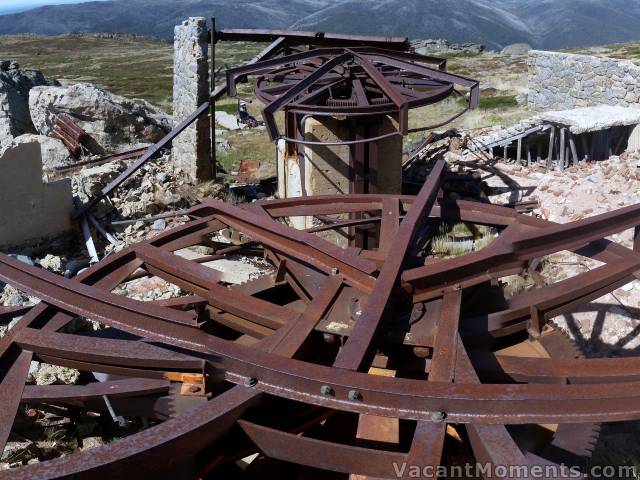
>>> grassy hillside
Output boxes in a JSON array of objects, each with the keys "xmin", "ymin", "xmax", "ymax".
[{"xmin": 9, "ymin": 34, "xmax": 638, "ymax": 171}]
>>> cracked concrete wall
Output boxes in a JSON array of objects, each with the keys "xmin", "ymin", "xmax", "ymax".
[
  {"xmin": 0, "ymin": 142, "xmax": 72, "ymax": 249},
  {"xmin": 173, "ymin": 17, "xmax": 211, "ymax": 182},
  {"xmin": 528, "ymin": 50, "xmax": 640, "ymax": 112}
]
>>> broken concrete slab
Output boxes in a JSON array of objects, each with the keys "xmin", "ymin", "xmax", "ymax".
[
  {"xmin": 11, "ymin": 133, "xmax": 70, "ymax": 171},
  {"xmin": 539, "ymin": 105, "xmax": 640, "ymax": 134},
  {"xmin": 0, "ymin": 142, "xmax": 73, "ymax": 249}
]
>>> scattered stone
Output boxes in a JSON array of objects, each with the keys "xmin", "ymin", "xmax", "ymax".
[
  {"xmin": 152, "ymin": 219, "xmax": 166, "ymax": 231},
  {"xmin": 28, "ymin": 361, "xmax": 80, "ymax": 386},
  {"xmin": 81, "ymin": 436, "xmax": 104, "ymax": 451},
  {"xmin": 38, "ymin": 254, "xmax": 63, "ymax": 273}
]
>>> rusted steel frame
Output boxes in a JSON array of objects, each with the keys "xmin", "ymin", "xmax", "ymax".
[
  {"xmin": 460, "ymin": 259, "xmax": 638, "ymax": 344},
  {"xmin": 263, "ymin": 274, "xmax": 342, "ymax": 357},
  {"xmin": 154, "ymin": 295, "xmax": 208, "ymax": 311},
  {"xmin": 439, "ymin": 198, "xmax": 640, "ymax": 266},
  {"xmin": 197, "ymin": 200, "xmax": 377, "ymax": 291},
  {"xmin": 350, "ymin": 46, "xmax": 446, "ymax": 70},
  {"xmin": 404, "ymin": 290, "xmax": 462, "ymax": 477},
  {"xmin": 34, "ymin": 354, "xmax": 196, "ymax": 382},
  {"xmin": 6, "ymin": 238, "xmax": 638, "ymax": 423},
  {"xmin": 0, "ymin": 253, "xmax": 201, "ymax": 341},
  {"xmin": 135, "ymin": 243, "xmax": 296, "ymax": 327},
  {"xmin": 1, "ymin": 386, "xmax": 262, "ymax": 480},
  {"xmin": 284, "ymin": 85, "xmax": 454, "ymax": 117},
  {"xmin": 0, "ymin": 349, "xmax": 32, "ymax": 454},
  {"xmin": 74, "ymin": 101, "xmax": 211, "ymax": 218},
  {"xmin": 265, "ymin": 201, "xmax": 385, "ymax": 217},
  {"xmin": 237, "ymin": 420, "xmax": 407, "ymax": 478},
  {"xmin": 350, "ymin": 49, "xmax": 409, "ymax": 135},
  {"xmin": 15, "ymin": 327, "xmax": 203, "ymax": 371},
  {"xmin": 454, "ymin": 343, "xmax": 559, "ymax": 480},
  {"xmin": 261, "ymin": 52, "xmax": 354, "ymax": 139},
  {"xmin": 21, "ymin": 378, "xmax": 170, "ymax": 403},
  {"xmin": 404, "ymin": 204, "xmax": 640, "ymax": 300},
  {"xmin": 378, "ymin": 198, "xmax": 401, "ymax": 254},
  {"xmin": 473, "ymin": 351, "xmax": 640, "ymax": 384},
  {"xmin": 0, "ymin": 304, "xmax": 32, "ymax": 321},
  {"xmin": 333, "ymin": 160, "xmax": 446, "ymax": 371},
  {"xmin": 216, "ymin": 28, "xmax": 409, "ymax": 49},
  {"xmin": 367, "ymin": 54, "xmax": 480, "ymax": 108},
  {"xmin": 226, "ymin": 48, "xmax": 345, "ymax": 97},
  {"xmin": 55, "ymin": 147, "xmax": 147, "ymax": 173},
  {"xmin": 5, "ymin": 253, "xmax": 640, "ymax": 424}
]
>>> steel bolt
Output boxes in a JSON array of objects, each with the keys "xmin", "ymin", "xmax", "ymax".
[
  {"xmin": 431, "ymin": 411, "xmax": 447, "ymax": 423},
  {"xmin": 347, "ymin": 390, "xmax": 361, "ymax": 401},
  {"xmin": 188, "ymin": 385, "xmax": 202, "ymax": 394},
  {"xmin": 320, "ymin": 385, "xmax": 334, "ymax": 396},
  {"xmin": 244, "ymin": 377, "xmax": 258, "ymax": 387}
]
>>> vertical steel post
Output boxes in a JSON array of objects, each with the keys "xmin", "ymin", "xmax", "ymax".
[{"xmin": 210, "ymin": 17, "xmax": 217, "ymax": 180}]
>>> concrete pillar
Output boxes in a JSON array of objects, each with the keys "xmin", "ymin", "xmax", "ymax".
[
  {"xmin": 173, "ymin": 17, "xmax": 211, "ymax": 182},
  {"xmin": 277, "ymin": 115, "xmax": 402, "ymax": 245}
]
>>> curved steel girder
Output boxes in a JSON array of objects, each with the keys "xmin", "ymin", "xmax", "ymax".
[{"xmin": 2, "ymin": 182, "xmax": 640, "ymax": 478}]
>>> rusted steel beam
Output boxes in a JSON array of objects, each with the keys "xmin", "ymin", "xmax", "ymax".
[
  {"xmin": 333, "ymin": 160, "xmax": 445, "ymax": 371},
  {"xmin": 216, "ymin": 28, "xmax": 409, "ymax": 50},
  {"xmin": 5, "ymin": 186, "xmax": 640, "ymax": 477}
]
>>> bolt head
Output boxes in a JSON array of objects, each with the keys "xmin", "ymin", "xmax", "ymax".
[
  {"xmin": 320, "ymin": 385, "xmax": 334, "ymax": 396},
  {"xmin": 347, "ymin": 390, "xmax": 361, "ymax": 401},
  {"xmin": 244, "ymin": 377, "xmax": 258, "ymax": 387},
  {"xmin": 431, "ymin": 411, "xmax": 447, "ymax": 423}
]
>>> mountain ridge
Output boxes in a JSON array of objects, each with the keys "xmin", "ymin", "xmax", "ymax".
[{"xmin": 0, "ymin": 0, "xmax": 638, "ymax": 50}]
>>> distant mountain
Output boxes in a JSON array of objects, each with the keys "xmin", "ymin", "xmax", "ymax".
[{"xmin": 0, "ymin": 0, "xmax": 638, "ymax": 50}]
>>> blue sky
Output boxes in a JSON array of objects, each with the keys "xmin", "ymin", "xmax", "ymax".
[{"xmin": 0, "ymin": 0, "xmax": 105, "ymax": 14}]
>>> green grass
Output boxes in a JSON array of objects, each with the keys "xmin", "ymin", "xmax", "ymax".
[
  {"xmin": 458, "ymin": 94, "xmax": 518, "ymax": 110},
  {"xmin": 0, "ymin": 34, "xmax": 265, "ymax": 112}
]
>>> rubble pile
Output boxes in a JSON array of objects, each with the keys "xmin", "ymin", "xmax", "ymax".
[{"xmin": 485, "ymin": 151, "xmax": 640, "ymax": 352}]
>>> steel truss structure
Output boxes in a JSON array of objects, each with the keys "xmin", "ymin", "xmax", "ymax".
[{"xmin": 2, "ymin": 161, "xmax": 640, "ymax": 478}]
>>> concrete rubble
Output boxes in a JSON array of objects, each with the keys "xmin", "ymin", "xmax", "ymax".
[{"xmin": 29, "ymin": 83, "xmax": 172, "ymax": 153}]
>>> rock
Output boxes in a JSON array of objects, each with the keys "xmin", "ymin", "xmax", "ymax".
[
  {"xmin": 28, "ymin": 361, "xmax": 80, "ymax": 385},
  {"xmin": 501, "ymin": 43, "xmax": 532, "ymax": 56},
  {"xmin": 29, "ymin": 83, "xmax": 172, "ymax": 153},
  {"xmin": 81, "ymin": 436, "xmax": 104, "ymax": 451},
  {"xmin": 11, "ymin": 134, "xmax": 69, "ymax": 170},
  {"xmin": 215, "ymin": 111, "xmax": 244, "ymax": 130},
  {"xmin": 9, "ymin": 254, "xmax": 33, "ymax": 266},
  {"xmin": 38, "ymin": 254, "xmax": 63, "ymax": 273},
  {"xmin": 152, "ymin": 219, "xmax": 166, "ymax": 231},
  {"xmin": 73, "ymin": 162, "xmax": 124, "ymax": 201},
  {"xmin": 411, "ymin": 39, "xmax": 484, "ymax": 56},
  {"xmin": 0, "ymin": 60, "xmax": 59, "ymax": 148}
]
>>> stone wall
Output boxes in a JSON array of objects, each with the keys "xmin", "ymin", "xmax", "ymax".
[
  {"xmin": 172, "ymin": 17, "xmax": 211, "ymax": 181},
  {"xmin": 0, "ymin": 142, "xmax": 72, "ymax": 249},
  {"xmin": 528, "ymin": 50, "xmax": 640, "ymax": 112}
]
